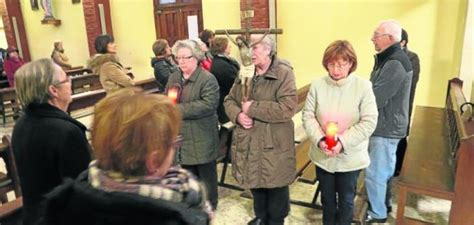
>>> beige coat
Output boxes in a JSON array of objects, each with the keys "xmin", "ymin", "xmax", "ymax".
[
  {"xmin": 88, "ymin": 54, "xmax": 134, "ymax": 94},
  {"xmin": 224, "ymin": 56, "xmax": 298, "ymax": 189},
  {"xmin": 302, "ymin": 75, "xmax": 378, "ymax": 173}
]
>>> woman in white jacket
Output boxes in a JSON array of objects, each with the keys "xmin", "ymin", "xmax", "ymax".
[{"xmin": 302, "ymin": 40, "xmax": 378, "ymax": 225}]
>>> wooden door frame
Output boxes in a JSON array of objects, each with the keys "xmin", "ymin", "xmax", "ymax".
[{"xmin": 153, "ymin": 0, "xmax": 203, "ymax": 45}]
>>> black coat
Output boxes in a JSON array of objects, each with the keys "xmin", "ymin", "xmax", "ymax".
[
  {"xmin": 404, "ymin": 47, "xmax": 420, "ymax": 135},
  {"xmin": 40, "ymin": 171, "xmax": 209, "ymax": 225},
  {"xmin": 210, "ymin": 54, "xmax": 240, "ymax": 123},
  {"xmin": 12, "ymin": 103, "xmax": 91, "ymax": 225},
  {"xmin": 151, "ymin": 57, "xmax": 178, "ymax": 93}
]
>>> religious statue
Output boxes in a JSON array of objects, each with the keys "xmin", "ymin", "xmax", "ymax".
[
  {"xmin": 235, "ymin": 36, "xmax": 252, "ymax": 66},
  {"xmin": 31, "ymin": 0, "xmax": 39, "ymax": 10},
  {"xmin": 228, "ymin": 35, "xmax": 254, "ymax": 101},
  {"xmin": 41, "ymin": 0, "xmax": 55, "ymax": 20}
]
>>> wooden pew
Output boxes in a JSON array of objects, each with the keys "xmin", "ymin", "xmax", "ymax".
[
  {"xmin": 65, "ymin": 67, "xmax": 91, "ymax": 77},
  {"xmin": 0, "ymin": 87, "xmax": 20, "ymax": 124},
  {"xmin": 0, "ymin": 135, "xmax": 23, "ymax": 224},
  {"xmin": 71, "ymin": 73, "xmax": 101, "ymax": 94},
  {"xmin": 67, "ymin": 77, "xmax": 158, "ymax": 114},
  {"xmin": 396, "ymin": 78, "xmax": 474, "ymax": 225}
]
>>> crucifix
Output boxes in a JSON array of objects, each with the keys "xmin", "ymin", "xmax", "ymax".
[{"xmin": 215, "ymin": 0, "xmax": 283, "ymax": 101}]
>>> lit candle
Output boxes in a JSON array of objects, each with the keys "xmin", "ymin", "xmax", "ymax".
[
  {"xmin": 325, "ymin": 122, "xmax": 338, "ymax": 150},
  {"xmin": 168, "ymin": 87, "xmax": 179, "ymax": 104}
]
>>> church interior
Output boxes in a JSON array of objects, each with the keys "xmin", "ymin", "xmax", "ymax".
[{"xmin": 0, "ymin": 0, "xmax": 473, "ymax": 224}]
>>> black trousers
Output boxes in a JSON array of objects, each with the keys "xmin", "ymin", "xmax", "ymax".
[
  {"xmin": 394, "ymin": 137, "xmax": 408, "ymax": 176},
  {"xmin": 316, "ymin": 167, "xmax": 360, "ymax": 225},
  {"xmin": 182, "ymin": 161, "xmax": 218, "ymax": 209},
  {"xmin": 250, "ymin": 186, "xmax": 290, "ymax": 225}
]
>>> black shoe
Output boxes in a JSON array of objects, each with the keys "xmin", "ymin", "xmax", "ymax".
[
  {"xmin": 248, "ymin": 217, "xmax": 265, "ymax": 225},
  {"xmin": 387, "ymin": 206, "xmax": 392, "ymax": 214},
  {"xmin": 365, "ymin": 214, "xmax": 387, "ymax": 223}
]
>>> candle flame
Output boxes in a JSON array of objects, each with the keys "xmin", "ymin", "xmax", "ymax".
[
  {"xmin": 168, "ymin": 88, "xmax": 178, "ymax": 104},
  {"xmin": 326, "ymin": 122, "xmax": 338, "ymax": 136}
]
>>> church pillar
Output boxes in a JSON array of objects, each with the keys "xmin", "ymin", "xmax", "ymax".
[
  {"xmin": 82, "ymin": 0, "xmax": 113, "ymax": 56},
  {"xmin": 1, "ymin": 0, "xmax": 31, "ymax": 61}
]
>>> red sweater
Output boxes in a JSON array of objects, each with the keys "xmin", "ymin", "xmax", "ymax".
[{"xmin": 4, "ymin": 57, "xmax": 25, "ymax": 87}]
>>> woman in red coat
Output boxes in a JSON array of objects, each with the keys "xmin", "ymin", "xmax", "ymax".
[{"xmin": 4, "ymin": 47, "xmax": 25, "ymax": 87}]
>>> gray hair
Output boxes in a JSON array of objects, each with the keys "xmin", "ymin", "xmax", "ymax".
[
  {"xmin": 251, "ymin": 34, "xmax": 277, "ymax": 56},
  {"xmin": 379, "ymin": 19, "xmax": 402, "ymax": 42},
  {"xmin": 171, "ymin": 39, "xmax": 204, "ymax": 61},
  {"xmin": 15, "ymin": 58, "xmax": 61, "ymax": 107}
]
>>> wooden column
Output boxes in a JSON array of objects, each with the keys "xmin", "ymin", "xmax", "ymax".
[
  {"xmin": 1, "ymin": 0, "xmax": 31, "ymax": 62},
  {"xmin": 82, "ymin": 0, "xmax": 113, "ymax": 56}
]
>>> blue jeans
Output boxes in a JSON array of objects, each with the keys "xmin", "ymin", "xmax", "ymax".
[
  {"xmin": 317, "ymin": 167, "xmax": 361, "ymax": 225},
  {"xmin": 365, "ymin": 136, "xmax": 400, "ymax": 219}
]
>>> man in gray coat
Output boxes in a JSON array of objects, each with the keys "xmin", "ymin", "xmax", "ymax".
[{"xmin": 365, "ymin": 20, "xmax": 413, "ymax": 223}]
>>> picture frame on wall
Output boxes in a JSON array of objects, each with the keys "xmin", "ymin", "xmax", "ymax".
[{"xmin": 72, "ymin": 0, "xmax": 81, "ymax": 3}]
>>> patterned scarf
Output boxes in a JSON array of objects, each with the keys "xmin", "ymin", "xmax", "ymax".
[{"xmin": 88, "ymin": 160, "xmax": 213, "ymax": 217}]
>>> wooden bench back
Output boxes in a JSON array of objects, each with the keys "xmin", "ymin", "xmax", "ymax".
[
  {"xmin": 0, "ymin": 135, "xmax": 22, "ymax": 201},
  {"xmin": 444, "ymin": 78, "xmax": 474, "ymax": 224},
  {"xmin": 71, "ymin": 73, "xmax": 101, "ymax": 94},
  {"xmin": 65, "ymin": 67, "xmax": 90, "ymax": 77}
]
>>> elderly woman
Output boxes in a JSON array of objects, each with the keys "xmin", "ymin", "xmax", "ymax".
[
  {"xmin": 224, "ymin": 35, "xmax": 297, "ymax": 225},
  {"xmin": 302, "ymin": 40, "xmax": 378, "ymax": 225},
  {"xmin": 165, "ymin": 40, "xmax": 220, "ymax": 210},
  {"xmin": 151, "ymin": 39, "xmax": 178, "ymax": 93},
  {"xmin": 88, "ymin": 34, "xmax": 134, "ymax": 94},
  {"xmin": 12, "ymin": 58, "xmax": 91, "ymax": 225},
  {"xmin": 210, "ymin": 37, "xmax": 240, "ymax": 124},
  {"xmin": 41, "ymin": 88, "xmax": 212, "ymax": 225}
]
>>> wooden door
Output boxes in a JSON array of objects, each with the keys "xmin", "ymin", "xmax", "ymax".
[{"xmin": 153, "ymin": 0, "xmax": 203, "ymax": 46}]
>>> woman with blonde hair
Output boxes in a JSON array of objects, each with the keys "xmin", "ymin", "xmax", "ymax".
[{"xmin": 41, "ymin": 88, "xmax": 212, "ymax": 225}]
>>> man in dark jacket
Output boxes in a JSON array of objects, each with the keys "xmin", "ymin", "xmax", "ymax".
[
  {"xmin": 12, "ymin": 58, "xmax": 91, "ymax": 225},
  {"xmin": 365, "ymin": 20, "xmax": 412, "ymax": 223},
  {"xmin": 394, "ymin": 28, "xmax": 421, "ymax": 175}
]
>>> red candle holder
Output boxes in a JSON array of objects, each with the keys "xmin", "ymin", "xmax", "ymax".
[{"xmin": 325, "ymin": 122, "xmax": 339, "ymax": 150}]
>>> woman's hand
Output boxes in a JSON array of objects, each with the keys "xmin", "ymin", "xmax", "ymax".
[
  {"xmin": 237, "ymin": 112, "xmax": 253, "ymax": 129},
  {"xmin": 319, "ymin": 140, "xmax": 342, "ymax": 157},
  {"xmin": 241, "ymin": 100, "xmax": 254, "ymax": 114}
]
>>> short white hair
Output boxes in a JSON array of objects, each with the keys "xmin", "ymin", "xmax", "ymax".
[
  {"xmin": 379, "ymin": 19, "xmax": 402, "ymax": 42},
  {"xmin": 251, "ymin": 34, "xmax": 277, "ymax": 56}
]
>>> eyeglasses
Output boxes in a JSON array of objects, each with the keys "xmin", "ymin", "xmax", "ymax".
[
  {"xmin": 174, "ymin": 55, "xmax": 194, "ymax": 61},
  {"xmin": 327, "ymin": 62, "xmax": 350, "ymax": 71},
  {"xmin": 52, "ymin": 76, "xmax": 71, "ymax": 86},
  {"xmin": 171, "ymin": 135, "xmax": 184, "ymax": 149},
  {"xmin": 372, "ymin": 33, "xmax": 390, "ymax": 39}
]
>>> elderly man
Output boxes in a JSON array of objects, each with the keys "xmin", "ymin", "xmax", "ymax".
[
  {"xmin": 12, "ymin": 58, "xmax": 91, "ymax": 225},
  {"xmin": 365, "ymin": 20, "xmax": 412, "ymax": 223}
]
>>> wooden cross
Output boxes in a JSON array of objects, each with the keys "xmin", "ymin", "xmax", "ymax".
[
  {"xmin": 214, "ymin": 0, "xmax": 283, "ymax": 100},
  {"xmin": 215, "ymin": 0, "xmax": 282, "ymax": 46}
]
